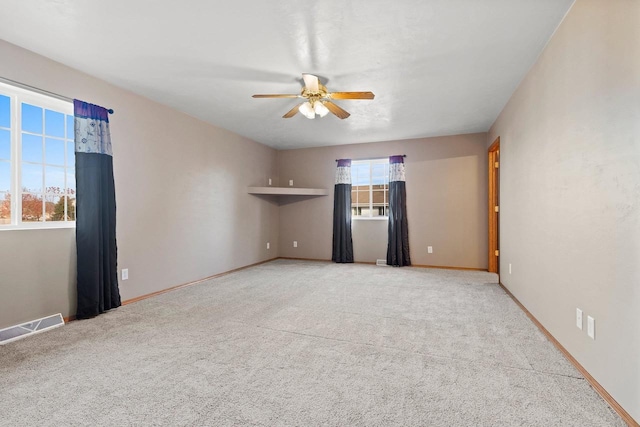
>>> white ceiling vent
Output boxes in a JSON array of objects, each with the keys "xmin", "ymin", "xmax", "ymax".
[{"xmin": 0, "ymin": 314, "xmax": 64, "ymax": 345}]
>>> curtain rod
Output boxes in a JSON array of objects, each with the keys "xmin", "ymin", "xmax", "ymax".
[
  {"xmin": 335, "ymin": 155, "xmax": 406, "ymax": 162},
  {"xmin": 0, "ymin": 76, "xmax": 114, "ymax": 114}
]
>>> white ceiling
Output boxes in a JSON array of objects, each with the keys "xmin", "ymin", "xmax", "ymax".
[{"xmin": 0, "ymin": 0, "xmax": 574, "ymax": 150}]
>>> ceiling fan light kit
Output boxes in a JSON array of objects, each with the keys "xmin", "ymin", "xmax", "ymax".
[
  {"xmin": 299, "ymin": 101, "xmax": 315, "ymax": 119},
  {"xmin": 252, "ymin": 73, "xmax": 374, "ymax": 120},
  {"xmin": 314, "ymin": 101, "xmax": 330, "ymax": 117}
]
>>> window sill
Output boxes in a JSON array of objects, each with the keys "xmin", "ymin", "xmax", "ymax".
[
  {"xmin": 352, "ymin": 217, "xmax": 389, "ymax": 221},
  {"xmin": 0, "ymin": 223, "xmax": 76, "ymax": 231}
]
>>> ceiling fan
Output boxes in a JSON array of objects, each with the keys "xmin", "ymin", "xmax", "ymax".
[{"xmin": 252, "ymin": 73, "xmax": 375, "ymax": 120}]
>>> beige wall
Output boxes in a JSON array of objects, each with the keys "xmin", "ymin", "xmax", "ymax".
[
  {"xmin": 0, "ymin": 40, "xmax": 279, "ymax": 329},
  {"xmin": 488, "ymin": 0, "xmax": 640, "ymax": 421},
  {"xmin": 277, "ymin": 133, "xmax": 488, "ymax": 268}
]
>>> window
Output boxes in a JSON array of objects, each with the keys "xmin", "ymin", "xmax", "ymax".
[
  {"xmin": 351, "ymin": 158, "xmax": 389, "ymax": 219},
  {"xmin": 0, "ymin": 82, "xmax": 75, "ymax": 229}
]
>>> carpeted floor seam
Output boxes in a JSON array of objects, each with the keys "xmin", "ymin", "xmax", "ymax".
[{"xmin": 253, "ymin": 324, "xmax": 585, "ymax": 380}]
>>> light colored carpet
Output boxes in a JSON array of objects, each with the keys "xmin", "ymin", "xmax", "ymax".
[{"xmin": 0, "ymin": 260, "xmax": 624, "ymax": 426}]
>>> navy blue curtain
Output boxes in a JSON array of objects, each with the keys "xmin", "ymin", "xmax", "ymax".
[
  {"xmin": 332, "ymin": 159, "xmax": 354, "ymax": 263},
  {"xmin": 74, "ymin": 100, "xmax": 121, "ymax": 319},
  {"xmin": 387, "ymin": 155, "xmax": 411, "ymax": 266}
]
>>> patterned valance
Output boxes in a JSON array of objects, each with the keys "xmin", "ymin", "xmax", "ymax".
[
  {"xmin": 335, "ymin": 159, "xmax": 352, "ymax": 185},
  {"xmin": 389, "ymin": 155, "xmax": 405, "ymax": 182},
  {"xmin": 74, "ymin": 100, "xmax": 113, "ymax": 157}
]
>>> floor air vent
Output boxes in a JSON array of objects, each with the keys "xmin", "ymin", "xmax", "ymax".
[
  {"xmin": 0, "ymin": 313, "xmax": 64, "ymax": 345},
  {"xmin": 376, "ymin": 259, "xmax": 388, "ymax": 266}
]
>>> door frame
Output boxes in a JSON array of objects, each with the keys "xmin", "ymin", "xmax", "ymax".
[{"xmin": 488, "ymin": 137, "xmax": 500, "ymax": 274}]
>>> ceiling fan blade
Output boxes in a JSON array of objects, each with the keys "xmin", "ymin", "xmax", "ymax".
[
  {"xmin": 324, "ymin": 101, "xmax": 351, "ymax": 119},
  {"xmin": 282, "ymin": 104, "xmax": 301, "ymax": 118},
  {"xmin": 329, "ymin": 91, "xmax": 375, "ymax": 100},
  {"xmin": 252, "ymin": 94, "xmax": 300, "ymax": 98},
  {"xmin": 302, "ymin": 73, "xmax": 320, "ymax": 92}
]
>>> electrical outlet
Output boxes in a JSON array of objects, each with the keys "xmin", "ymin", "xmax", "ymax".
[
  {"xmin": 289, "ymin": 179, "xmax": 294, "ymax": 186},
  {"xmin": 427, "ymin": 246, "xmax": 433, "ymax": 254},
  {"xmin": 509, "ymin": 263, "xmax": 512, "ymax": 274},
  {"xmin": 268, "ymin": 178, "xmax": 272, "ymax": 186},
  {"xmin": 576, "ymin": 308, "xmax": 583, "ymax": 330},
  {"xmin": 121, "ymin": 269, "xmax": 128, "ymax": 281},
  {"xmin": 587, "ymin": 316, "xmax": 595, "ymax": 339},
  {"xmin": 293, "ymin": 241, "xmax": 297, "ymax": 248},
  {"xmin": 266, "ymin": 242, "xmax": 270, "ymax": 250}
]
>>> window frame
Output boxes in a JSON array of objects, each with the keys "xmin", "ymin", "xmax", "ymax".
[
  {"xmin": 0, "ymin": 81, "xmax": 75, "ymax": 231},
  {"xmin": 351, "ymin": 158, "xmax": 389, "ymax": 220}
]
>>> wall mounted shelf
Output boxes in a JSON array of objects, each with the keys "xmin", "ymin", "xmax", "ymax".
[{"xmin": 247, "ymin": 186, "xmax": 329, "ymax": 196}]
